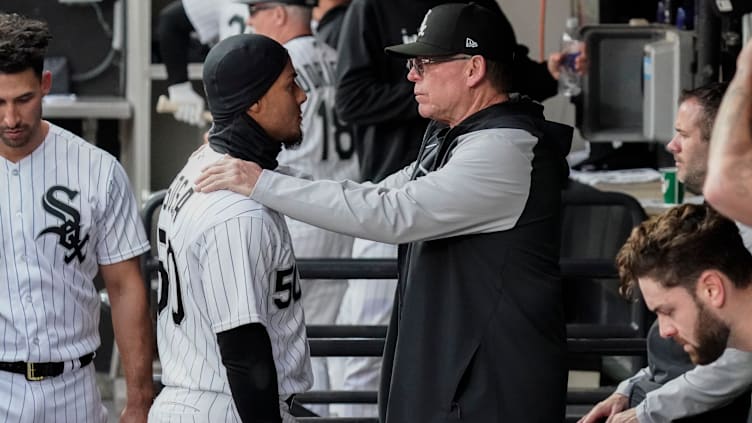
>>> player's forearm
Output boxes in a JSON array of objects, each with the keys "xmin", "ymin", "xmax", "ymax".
[
  {"xmin": 218, "ymin": 324, "xmax": 282, "ymax": 423},
  {"xmin": 705, "ymin": 45, "xmax": 752, "ymax": 225},
  {"xmin": 109, "ymin": 282, "xmax": 155, "ymax": 406},
  {"xmin": 102, "ymin": 258, "xmax": 155, "ymax": 407}
]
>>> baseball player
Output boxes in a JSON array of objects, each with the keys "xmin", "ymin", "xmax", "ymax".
[
  {"xmin": 241, "ymin": 0, "xmax": 359, "ymax": 413},
  {"xmin": 0, "ymin": 13, "xmax": 154, "ymax": 422},
  {"xmin": 149, "ymin": 34, "xmax": 312, "ymax": 423}
]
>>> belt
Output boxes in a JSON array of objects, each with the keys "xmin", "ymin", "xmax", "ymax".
[{"xmin": 0, "ymin": 353, "xmax": 95, "ymax": 381}]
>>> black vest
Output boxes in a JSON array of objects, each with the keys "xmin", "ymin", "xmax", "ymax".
[{"xmin": 379, "ymin": 98, "xmax": 573, "ymax": 422}]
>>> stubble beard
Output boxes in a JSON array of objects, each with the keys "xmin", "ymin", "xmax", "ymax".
[
  {"xmin": 0, "ymin": 107, "xmax": 43, "ymax": 152},
  {"xmin": 0, "ymin": 124, "xmax": 33, "ymax": 150},
  {"xmin": 682, "ymin": 166, "xmax": 707, "ymax": 195},
  {"xmin": 280, "ymin": 129, "xmax": 303, "ymax": 150},
  {"xmin": 689, "ymin": 301, "xmax": 730, "ymax": 365}
]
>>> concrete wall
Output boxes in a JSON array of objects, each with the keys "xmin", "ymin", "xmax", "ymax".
[{"xmin": 3, "ymin": 0, "xmax": 121, "ymax": 96}]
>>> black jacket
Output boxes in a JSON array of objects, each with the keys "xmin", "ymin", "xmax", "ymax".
[
  {"xmin": 379, "ymin": 99, "xmax": 572, "ymax": 422},
  {"xmin": 315, "ymin": 4, "xmax": 349, "ymax": 49},
  {"xmin": 335, "ymin": 0, "xmax": 557, "ymax": 183}
]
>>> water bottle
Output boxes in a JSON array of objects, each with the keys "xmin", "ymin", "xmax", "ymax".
[{"xmin": 558, "ymin": 17, "xmax": 581, "ymax": 97}]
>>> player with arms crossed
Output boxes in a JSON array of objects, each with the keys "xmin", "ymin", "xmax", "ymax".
[
  {"xmin": 148, "ymin": 33, "xmax": 312, "ymax": 423},
  {"xmin": 0, "ymin": 13, "xmax": 154, "ymax": 422}
]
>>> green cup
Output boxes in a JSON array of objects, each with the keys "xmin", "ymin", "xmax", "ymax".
[{"xmin": 660, "ymin": 167, "xmax": 684, "ymax": 204}]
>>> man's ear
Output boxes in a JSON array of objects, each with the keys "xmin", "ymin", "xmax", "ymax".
[
  {"xmin": 41, "ymin": 70, "xmax": 52, "ymax": 96},
  {"xmin": 272, "ymin": 4, "xmax": 287, "ymax": 25},
  {"xmin": 466, "ymin": 56, "xmax": 486, "ymax": 88},
  {"xmin": 696, "ymin": 270, "xmax": 727, "ymax": 308},
  {"xmin": 247, "ymin": 100, "xmax": 261, "ymax": 118}
]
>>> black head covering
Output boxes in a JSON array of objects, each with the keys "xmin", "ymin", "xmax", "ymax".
[
  {"xmin": 203, "ymin": 33, "xmax": 288, "ymax": 122},
  {"xmin": 202, "ymin": 34, "xmax": 290, "ymax": 168}
]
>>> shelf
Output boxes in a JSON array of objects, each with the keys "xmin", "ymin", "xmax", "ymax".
[
  {"xmin": 42, "ymin": 96, "xmax": 132, "ymax": 119},
  {"xmin": 149, "ymin": 63, "xmax": 204, "ymax": 81}
]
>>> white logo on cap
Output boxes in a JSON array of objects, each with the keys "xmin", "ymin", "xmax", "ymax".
[
  {"xmin": 418, "ymin": 10, "xmax": 431, "ymax": 37},
  {"xmin": 401, "ymin": 28, "xmax": 418, "ymax": 44},
  {"xmin": 466, "ymin": 38, "xmax": 478, "ymax": 48}
]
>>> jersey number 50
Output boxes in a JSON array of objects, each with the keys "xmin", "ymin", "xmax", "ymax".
[
  {"xmin": 156, "ymin": 229, "xmax": 185, "ymax": 325},
  {"xmin": 274, "ymin": 266, "xmax": 301, "ymax": 309}
]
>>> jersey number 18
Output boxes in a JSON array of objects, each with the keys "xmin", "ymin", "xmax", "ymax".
[{"xmin": 317, "ymin": 103, "xmax": 354, "ymax": 161}]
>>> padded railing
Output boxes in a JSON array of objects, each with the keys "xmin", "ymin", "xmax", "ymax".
[
  {"xmin": 142, "ymin": 188, "xmax": 648, "ymax": 421},
  {"xmin": 294, "ymin": 387, "xmax": 614, "ymax": 407}
]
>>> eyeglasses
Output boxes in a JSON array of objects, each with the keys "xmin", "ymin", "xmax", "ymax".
[
  {"xmin": 406, "ymin": 55, "xmax": 472, "ymax": 77},
  {"xmin": 248, "ymin": 3, "xmax": 280, "ymax": 16}
]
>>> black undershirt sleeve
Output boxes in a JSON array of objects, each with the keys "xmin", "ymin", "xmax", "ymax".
[{"xmin": 217, "ymin": 323, "xmax": 282, "ymax": 423}]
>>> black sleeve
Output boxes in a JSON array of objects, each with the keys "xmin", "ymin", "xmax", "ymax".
[
  {"xmin": 217, "ymin": 323, "xmax": 282, "ymax": 423},
  {"xmin": 334, "ymin": 0, "xmax": 421, "ymax": 125},
  {"xmin": 512, "ymin": 48, "xmax": 559, "ymax": 102},
  {"xmin": 158, "ymin": 0, "xmax": 194, "ymax": 86}
]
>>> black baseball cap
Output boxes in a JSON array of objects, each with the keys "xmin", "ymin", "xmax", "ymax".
[
  {"xmin": 384, "ymin": 2, "xmax": 517, "ymax": 63},
  {"xmin": 236, "ymin": 0, "xmax": 318, "ymax": 6}
]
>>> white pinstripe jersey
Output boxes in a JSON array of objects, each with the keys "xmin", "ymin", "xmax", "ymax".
[
  {"xmin": 0, "ymin": 122, "xmax": 150, "ymax": 363},
  {"xmin": 154, "ymin": 146, "xmax": 312, "ymax": 413},
  {"xmin": 182, "ymin": 0, "xmax": 234, "ymax": 43},
  {"xmin": 279, "ymin": 36, "xmax": 359, "ymax": 182}
]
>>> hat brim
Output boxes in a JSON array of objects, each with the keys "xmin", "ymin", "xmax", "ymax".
[{"xmin": 384, "ymin": 41, "xmax": 456, "ymax": 58}]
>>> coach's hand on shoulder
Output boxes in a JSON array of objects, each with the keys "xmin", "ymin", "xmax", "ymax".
[
  {"xmin": 578, "ymin": 393, "xmax": 628, "ymax": 423},
  {"xmin": 195, "ymin": 155, "xmax": 262, "ymax": 196}
]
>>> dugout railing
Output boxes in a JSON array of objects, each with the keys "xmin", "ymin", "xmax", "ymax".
[{"xmin": 140, "ymin": 189, "xmax": 650, "ymax": 423}]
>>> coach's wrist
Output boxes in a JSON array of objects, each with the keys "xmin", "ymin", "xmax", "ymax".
[{"xmin": 248, "ymin": 168, "xmax": 270, "ymax": 199}]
